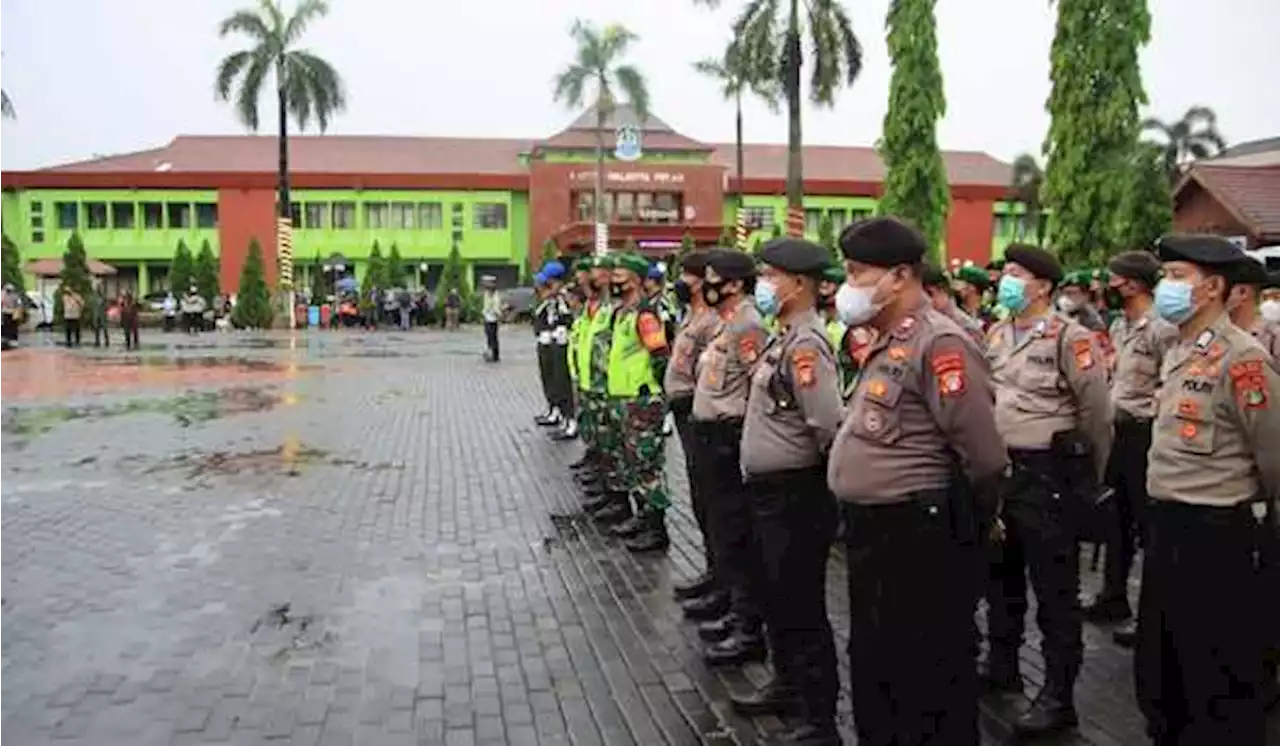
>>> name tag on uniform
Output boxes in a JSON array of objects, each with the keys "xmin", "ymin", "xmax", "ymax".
[
  {"xmin": 552, "ymin": 327, "xmax": 569, "ymax": 344},
  {"xmin": 537, "ymin": 331, "xmax": 552, "ymax": 345}
]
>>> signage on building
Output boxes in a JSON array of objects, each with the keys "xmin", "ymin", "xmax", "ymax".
[
  {"xmin": 571, "ymin": 171, "xmax": 686, "ymax": 185},
  {"xmin": 615, "ymin": 124, "xmax": 642, "ymax": 162},
  {"xmin": 638, "ymin": 207, "xmax": 680, "ymax": 222}
]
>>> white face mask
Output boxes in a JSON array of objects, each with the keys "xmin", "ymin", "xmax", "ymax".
[
  {"xmin": 835, "ymin": 282, "xmax": 880, "ymax": 326},
  {"xmin": 1056, "ymin": 295, "xmax": 1080, "ymax": 313},
  {"xmin": 1261, "ymin": 299, "xmax": 1280, "ymax": 324}
]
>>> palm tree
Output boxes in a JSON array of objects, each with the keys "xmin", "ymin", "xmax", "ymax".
[
  {"xmin": 693, "ymin": 39, "xmax": 779, "ymax": 218},
  {"xmin": 1, "ymin": 89, "xmax": 15, "ymax": 120},
  {"xmin": 214, "ymin": 0, "xmax": 346, "ymax": 232},
  {"xmin": 1142, "ymin": 105, "xmax": 1227, "ymax": 177},
  {"xmin": 697, "ymin": 0, "xmax": 862, "ymax": 237},
  {"xmin": 553, "ymin": 20, "xmax": 649, "ymax": 253},
  {"xmin": 1009, "ymin": 153, "xmax": 1045, "ymax": 245}
]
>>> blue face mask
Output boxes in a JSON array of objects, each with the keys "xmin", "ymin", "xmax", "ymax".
[
  {"xmin": 1154, "ymin": 279, "xmax": 1195, "ymax": 325},
  {"xmin": 754, "ymin": 280, "xmax": 780, "ymax": 316},
  {"xmin": 996, "ymin": 275, "xmax": 1030, "ymax": 313}
]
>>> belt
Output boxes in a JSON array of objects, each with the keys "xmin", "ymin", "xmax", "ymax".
[{"xmin": 1114, "ymin": 410, "xmax": 1153, "ymax": 427}]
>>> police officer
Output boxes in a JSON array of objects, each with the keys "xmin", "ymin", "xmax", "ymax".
[
  {"xmin": 1227, "ymin": 256, "xmax": 1280, "ymax": 359},
  {"xmin": 732, "ymin": 239, "xmax": 843, "ymax": 745},
  {"xmin": 828, "ymin": 218, "xmax": 1008, "ymax": 745},
  {"xmin": 532, "ymin": 273, "xmax": 560, "ymax": 428},
  {"xmin": 567, "ymin": 259, "xmax": 598, "ymax": 472},
  {"xmin": 923, "ymin": 263, "xmax": 986, "ymax": 346},
  {"xmin": 664, "ymin": 252, "xmax": 723, "ymax": 600},
  {"xmin": 1137, "ymin": 234, "xmax": 1280, "ymax": 745},
  {"xmin": 541, "ymin": 261, "xmax": 577, "ymax": 440},
  {"xmin": 817, "ymin": 267, "xmax": 845, "ymax": 350},
  {"xmin": 985, "ymin": 244, "xmax": 1112, "ymax": 736},
  {"xmin": 1056, "ymin": 270, "xmax": 1108, "ymax": 332},
  {"xmin": 1082, "ymin": 252, "xmax": 1178, "ymax": 640},
  {"xmin": 688, "ymin": 248, "xmax": 770, "ymax": 666},
  {"xmin": 954, "ymin": 264, "xmax": 993, "ymax": 328}
]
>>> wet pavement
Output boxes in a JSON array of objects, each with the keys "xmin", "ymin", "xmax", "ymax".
[{"xmin": 2, "ymin": 329, "xmax": 1266, "ymax": 745}]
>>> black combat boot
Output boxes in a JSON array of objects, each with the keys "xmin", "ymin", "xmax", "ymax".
[
  {"xmin": 1112, "ymin": 619, "xmax": 1138, "ymax": 649},
  {"xmin": 625, "ymin": 512, "xmax": 669, "ymax": 553},
  {"xmin": 582, "ymin": 491, "xmax": 617, "ymax": 513},
  {"xmin": 978, "ymin": 648, "xmax": 1021, "ymax": 694},
  {"xmin": 681, "ymin": 591, "xmax": 730, "ymax": 621},
  {"xmin": 729, "ymin": 675, "xmax": 801, "ymax": 716},
  {"xmin": 1082, "ymin": 593, "xmax": 1132, "ymax": 623},
  {"xmin": 672, "ymin": 572, "xmax": 716, "ymax": 601},
  {"xmin": 591, "ymin": 498, "xmax": 632, "ymax": 526},
  {"xmin": 609, "ymin": 512, "xmax": 647, "ymax": 539},
  {"xmin": 698, "ymin": 613, "xmax": 740, "ymax": 642},
  {"xmin": 1013, "ymin": 680, "xmax": 1078, "ymax": 737},
  {"xmin": 760, "ymin": 722, "xmax": 841, "ymax": 746},
  {"xmin": 534, "ymin": 406, "xmax": 557, "ymax": 426},
  {"xmin": 704, "ymin": 619, "xmax": 767, "ymax": 667}
]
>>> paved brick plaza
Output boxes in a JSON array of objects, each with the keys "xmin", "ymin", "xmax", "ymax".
[{"xmin": 0, "ymin": 329, "xmax": 1226, "ymax": 745}]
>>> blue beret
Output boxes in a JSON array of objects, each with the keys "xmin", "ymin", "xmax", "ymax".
[
  {"xmin": 647, "ymin": 264, "xmax": 664, "ymax": 280},
  {"xmin": 533, "ymin": 273, "xmax": 547, "ymax": 287},
  {"xmin": 542, "ymin": 260, "xmax": 566, "ymax": 279}
]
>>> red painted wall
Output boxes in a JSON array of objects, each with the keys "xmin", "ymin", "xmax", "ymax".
[
  {"xmin": 946, "ymin": 197, "xmax": 997, "ymax": 266},
  {"xmin": 216, "ymin": 188, "xmax": 278, "ymax": 293}
]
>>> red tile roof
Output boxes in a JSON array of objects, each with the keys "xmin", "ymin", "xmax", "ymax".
[
  {"xmin": 1181, "ymin": 165, "xmax": 1280, "ymax": 238},
  {"xmin": 33, "ymin": 135, "xmax": 1012, "ymax": 187}
]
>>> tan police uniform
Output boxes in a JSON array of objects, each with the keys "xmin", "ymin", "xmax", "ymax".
[
  {"xmin": 665, "ymin": 308, "xmax": 721, "ymax": 401},
  {"xmin": 945, "ymin": 303, "xmax": 987, "ymax": 349},
  {"xmin": 1250, "ymin": 320, "xmax": 1280, "ymax": 360},
  {"xmin": 693, "ymin": 297, "xmax": 767, "ymax": 422}
]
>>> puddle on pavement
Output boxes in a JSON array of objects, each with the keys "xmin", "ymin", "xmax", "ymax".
[
  {"xmin": 89, "ymin": 355, "xmax": 293, "ymax": 372},
  {"xmin": 2, "ymin": 387, "xmax": 283, "ymax": 439},
  {"xmin": 250, "ymin": 602, "xmax": 336, "ymax": 665},
  {"xmin": 148, "ymin": 443, "xmax": 406, "ymax": 479}
]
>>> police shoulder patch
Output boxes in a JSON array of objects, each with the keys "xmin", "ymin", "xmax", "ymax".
[
  {"xmin": 791, "ymin": 347, "xmax": 819, "ymax": 389},
  {"xmin": 1071, "ymin": 338, "xmax": 1094, "ymax": 370},
  {"xmin": 931, "ymin": 349, "xmax": 967, "ymax": 398},
  {"xmin": 1229, "ymin": 358, "xmax": 1269, "ymax": 410},
  {"xmin": 739, "ymin": 329, "xmax": 764, "ymax": 364}
]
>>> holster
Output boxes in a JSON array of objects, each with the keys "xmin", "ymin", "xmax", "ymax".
[{"xmin": 1050, "ymin": 428, "xmax": 1099, "ymax": 504}]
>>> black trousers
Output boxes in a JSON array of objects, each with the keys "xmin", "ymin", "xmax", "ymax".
[
  {"xmin": 844, "ymin": 492, "xmax": 979, "ymax": 746},
  {"xmin": 121, "ymin": 321, "xmax": 140, "ymax": 350},
  {"xmin": 749, "ymin": 466, "xmax": 838, "ymax": 721},
  {"xmin": 1099, "ymin": 415, "xmax": 1154, "ymax": 607},
  {"xmin": 692, "ymin": 418, "xmax": 761, "ymax": 624},
  {"xmin": 536, "ymin": 344, "xmax": 554, "ymax": 408},
  {"xmin": 672, "ymin": 398, "xmax": 713, "ymax": 576},
  {"xmin": 484, "ymin": 321, "xmax": 500, "ymax": 361},
  {"xmin": 64, "ymin": 318, "xmax": 82, "ymax": 347},
  {"xmin": 1136, "ymin": 500, "xmax": 1269, "ymax": 745},
  {"xmin": 547, "ymin": 345, "xmax": 574, "ymax": 418},
  {"xmin": 986, "ymin": 450, "xmax": 1082, "ymax": 694},
  {"xmin": 2, "ymin": 314, "xmax": 17, "ymax": 343},
  {"xmin": 93, "ymin": 322, "xmax": 110, "ymax": 347}
]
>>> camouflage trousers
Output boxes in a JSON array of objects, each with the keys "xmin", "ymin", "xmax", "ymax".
[
  {"xmin": 577, "ymin": 389, "xmax": 600, "ymax": 453},
  {"xmin": 617, "ymin": 396, "xmax": 670, "ymax": 512}
]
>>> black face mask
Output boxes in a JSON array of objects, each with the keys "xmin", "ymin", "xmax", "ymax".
[
  {"xmin": 673, "ymin": 280, "xmax": 693, "ymax": 305},
  {"xmin": 702, "ymin": 281, "xmax": 727, "ymax": 307},
  {"xmin": 1104, "ymin": 287, "xmax": 1125, "ymax": 310},
  {"xmin": 817, "ymin": 292, "xmax": 834, "ymax": 309},
  {"xmin": 610, "ymin": 282, "xmax": 628, "ymax": 298}
]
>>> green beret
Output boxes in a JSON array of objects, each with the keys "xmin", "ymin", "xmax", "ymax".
[
  {"xmin": 822, "ymin": 266, "xmax": 846, "ymax": 284},
  {"xmin": 613, "ymin": 252, "xmax": 650, "ymax": 277},
  {"xmin": 1091, "ymin": 268, "xmax": 1110, "ymax": 283},
  {"xmin": 573, "ymin": 258, "xmax": 593, "ymax": 272},
  {"xmin": 593, "ymin": 254, "xmax": 616, "ymax": 270},
  {"xmin": 955, "ymin": 266, "xmax": 990, "ymax": 289},
  {"xmin": 1061, "ymin": 270, "xmax": 1089, "ymax": 288}
]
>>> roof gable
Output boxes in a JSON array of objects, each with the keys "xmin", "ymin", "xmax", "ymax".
[{"xmin": 1177, "ymin": 165, "xmax": 1280, "ymax": 238}]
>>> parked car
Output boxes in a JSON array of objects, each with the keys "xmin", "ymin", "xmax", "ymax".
[{"xmin": 502, "ymin": 286, "xmax": 537, "ymax": 323}]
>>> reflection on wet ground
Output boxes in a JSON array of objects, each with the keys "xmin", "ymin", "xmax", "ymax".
[{"xmin": 2, "ymin": 387, "xmax": 283, "ymax": 440}]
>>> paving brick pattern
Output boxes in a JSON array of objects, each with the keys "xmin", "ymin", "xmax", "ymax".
[{"xmin": 3, "ymin": 330, "xmax": 1274, "ymax": 745}]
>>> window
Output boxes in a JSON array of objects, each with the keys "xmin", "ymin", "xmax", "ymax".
[
  {"xmin": 390, "ymin": 203, "xmax": 415, "ymax": 230},
  {"xmin": 167, "ymin": 203, "xmax": 191, "ymax": 229},
  {"xmin": 418, "ymin": 203, "xmax": 443, "ymax": 230},
  {"xmin": 364, "ymin": 202, "xmax": 389, "ymax": 229},
  {"xmin": 849, "ymin": 208, "xmax": 873, "ymax": 225},
  {"xmin": 304, "ymin": 203, "xmax": 329, "ymax": 230},
  {"xmin": 31, "ymin": 215, "xmax": 44, "ymax": 229},
  {"xmin": 830, "ymin": 209, "xmax": 849, "ymax": 233},
  {"xmin": 112, "ymin": 202, "xmax": 135, "ymax": 229},
  {"xmin": 333, "ymin": 202, "xmax": 356, "ymax": 229},
  {"xmin": 142, "ymin": 202, "xmax": 164, "ymax": 229},
  {"xmin": 615, "ymin": 192, "xmax": 636, "ymax": 221},
  {"xmin": 56, "ymin": 202, "xmax": 78, "ymax": 229},
  {"xmin": 84, "ymin": 202, "xmax": 108, "ymax": 229},
  {"xmin": 473, "ymin": 203, "xmax": 508, "ymax": 230},
  {"xmin": 31, "ymin": 201, "xmax": 43, "ymax": 214},
  {"xmin": 289, "ymin": 203, "xmax": 301, "ymax": 223},
  {"xmin": 741, "ymin": 206, "xmax": 774, "ymax": 230},
  {"xmin": 195, "ymin": 203, "xmax": 218, "ymax": 229},
  {"xmin": 31, "ymin": 230, "xmax": 44, "ymax": 243},
  {"xmin": 574, "ymin": 192, "xmax": 595, "ymax": 222},
  {"xmin": 804, "ymin": 208, "xmax": 823, "ymax": 235}
]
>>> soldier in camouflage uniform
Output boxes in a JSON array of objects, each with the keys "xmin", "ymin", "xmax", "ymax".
[
  {"xmin": 606, "ymin": 252, "xmax": 673, "ymax": 552},
  {"xmin": 573, "ymin": 257, "xmax": 626, "ymax": 521}
]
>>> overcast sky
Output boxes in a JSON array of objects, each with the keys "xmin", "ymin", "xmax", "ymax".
[{"xmin": 1, "ymin": 0, "xmax": 1277, "ymax": 171}]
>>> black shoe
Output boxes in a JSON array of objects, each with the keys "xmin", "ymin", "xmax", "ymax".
[
  {"xmin": 534, "ymin": 411, "xmax": 557, "ymax": 426},
  {"xmin": 625, "ymin": 521, "xmax": 670, "ymax": 553},
  {"xmin": 1082, "ymin": 594, "xmax": 1132, "ymax": 624},
  {"xmin": 760, "ymin": 722, "xmax": 841, "ymax": 746},
  {"xmin": 698, "ymin": 613, "xmax": 740, "ymax": 642},
  {"xmin": 582, "ymin": 492, "xmax": 615, "ymax": 513},
  {"xmin": 673, "ymin": 572, "xmax": 716, "ymax": 601},
  {"xmin": 729, "ymin": 678, "xmax": 801, "ymax": 716},
  {"xmin": 609, "ymin": 515, "xmax": 647, "ymax": 539},
  {"xmin": 682, "ymin": 591, "xmax": 730, "ymax": 621},
  {"xmin": 1112, "ymin": 620, "xmax": 1138, "ymax": 649},
  {"xmin": 580, "ymin": 482, "xmax": 608, "ymax": 498},
  {"xmin": 978, "ymin": 653, "xmax": 1021, "ymax": 694},
  {"xmin": 592, "ymin": 502, "xmax": 631, "ymax": 526},
  {"xmin": 569, "ymin": 455, "xmax": 590, "ymax": 469},
  {"xmin": 550, "ymin": 427, "xmax": 577, "ymax": 441},
  {"xmin": 704, "ymin": 631, "xmax": 767, "ymax": 667},
  {"xmin": 1012, "ymin": 692, "xmax": 1078, "ymax": 737}
]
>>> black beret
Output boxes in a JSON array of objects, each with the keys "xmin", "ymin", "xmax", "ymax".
[
  {"xmin": 838, "ymin": 217, "xmax": 927, "ymax": 268},
  {"xmin": 921, "ymin": 264, "xmax": 950, "ymax": 289},
  {"xmin": 1154, "ymin": 233, "xmax": 1248, "ymax": 269},
  {"xmin": 759, "ymin": 238, "xmax": 831, "ymax": 276},
  {"xmin": 985, "ymin": 259, "xmax": 1006, "ymax": 272},
  {"xmin": 1004, "ymin": 244, "xmax": 1064, "ymax": 284},
  {"xmin": 1232, "ymin": 256, "xmax": 1269, "ymax": 286},
  {"xmin": 679, "ymin": 250, "xmax": 712, "ymax": 275},
  {"xmin": 705, "ymin": 248, "xmax": 757, "ymax": 282},
  {"xmin": 1108, "ymin": 250, "xmax": 1162, "ymax": 287}
]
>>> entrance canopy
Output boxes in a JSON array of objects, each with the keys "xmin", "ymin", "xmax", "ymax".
[{"xmin": 26, "ymin": 258, "xmax": 118, "ymax": 277}]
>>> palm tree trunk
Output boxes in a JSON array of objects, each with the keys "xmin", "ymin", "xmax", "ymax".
[
  {"xmin": 784, "ymin": 0, "xmax": 804, "ymax": 238},
  {"xmin": 735, "ymin": 90, "xmax": 745, "ymax": 250},
  {"xmin": 594, "ymin": 101, "xmax": 606, "ymax": 256},
  {"xmin": 277, "ymin": 81, "xmax": 291, "ymax": 224}
]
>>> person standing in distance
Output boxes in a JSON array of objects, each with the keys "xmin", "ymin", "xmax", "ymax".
[
  {"xmin": 480, "ymin": 275, "xmax": 504, "ymax": 362},
  {"xmin": 1082, "ymin": 252, "xmax": 1177, "ymax": 645},
  {"xmin": 1226, "ymin": 257, "xmax": 1280, "ymax": 360},
  {"xmin": 827, "ymin": 218, "xmax": 1008, "ymax": 745},
  {"xmin": 922, "ymin": 263, "xmax": 985, "ymax": 347},
  {"xmin": 1136, "ymin": 234, "xmax": 1280, "ymax": 745},
  {"xmin": 984, "ymin": 245, "xmax": 1112, "ymax": 737},
  {"xmin": 663, "ymin": 252, "xmax": 723, "ymax": 601},
  {"xmin": 688, "ymin": 248, "xmax": 771, "ymax": 666},
  {"xmin": 733, "ymin": 239, "xmax": 844, "ymax": 746}
]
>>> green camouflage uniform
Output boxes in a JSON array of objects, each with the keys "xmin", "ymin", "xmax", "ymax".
[{"xmin": 613, "ymin": 293, "xmax": 670, "ymax": 512}]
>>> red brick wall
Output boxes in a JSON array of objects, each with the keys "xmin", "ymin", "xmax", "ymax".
[
  {"xmin": 946, "ymin": 197, "xmax": 997, "ymax": 266},
  {"xmin": 217, "ymin": 188, "xmax": 278, "ymax": 292},
  {"xmin": 528, "ymin": 161, "xmax": 727, "ymax": 256},
  {"xmin": 1174, "ymin": 183, "xmax": 1254, "ymax": 246}
]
